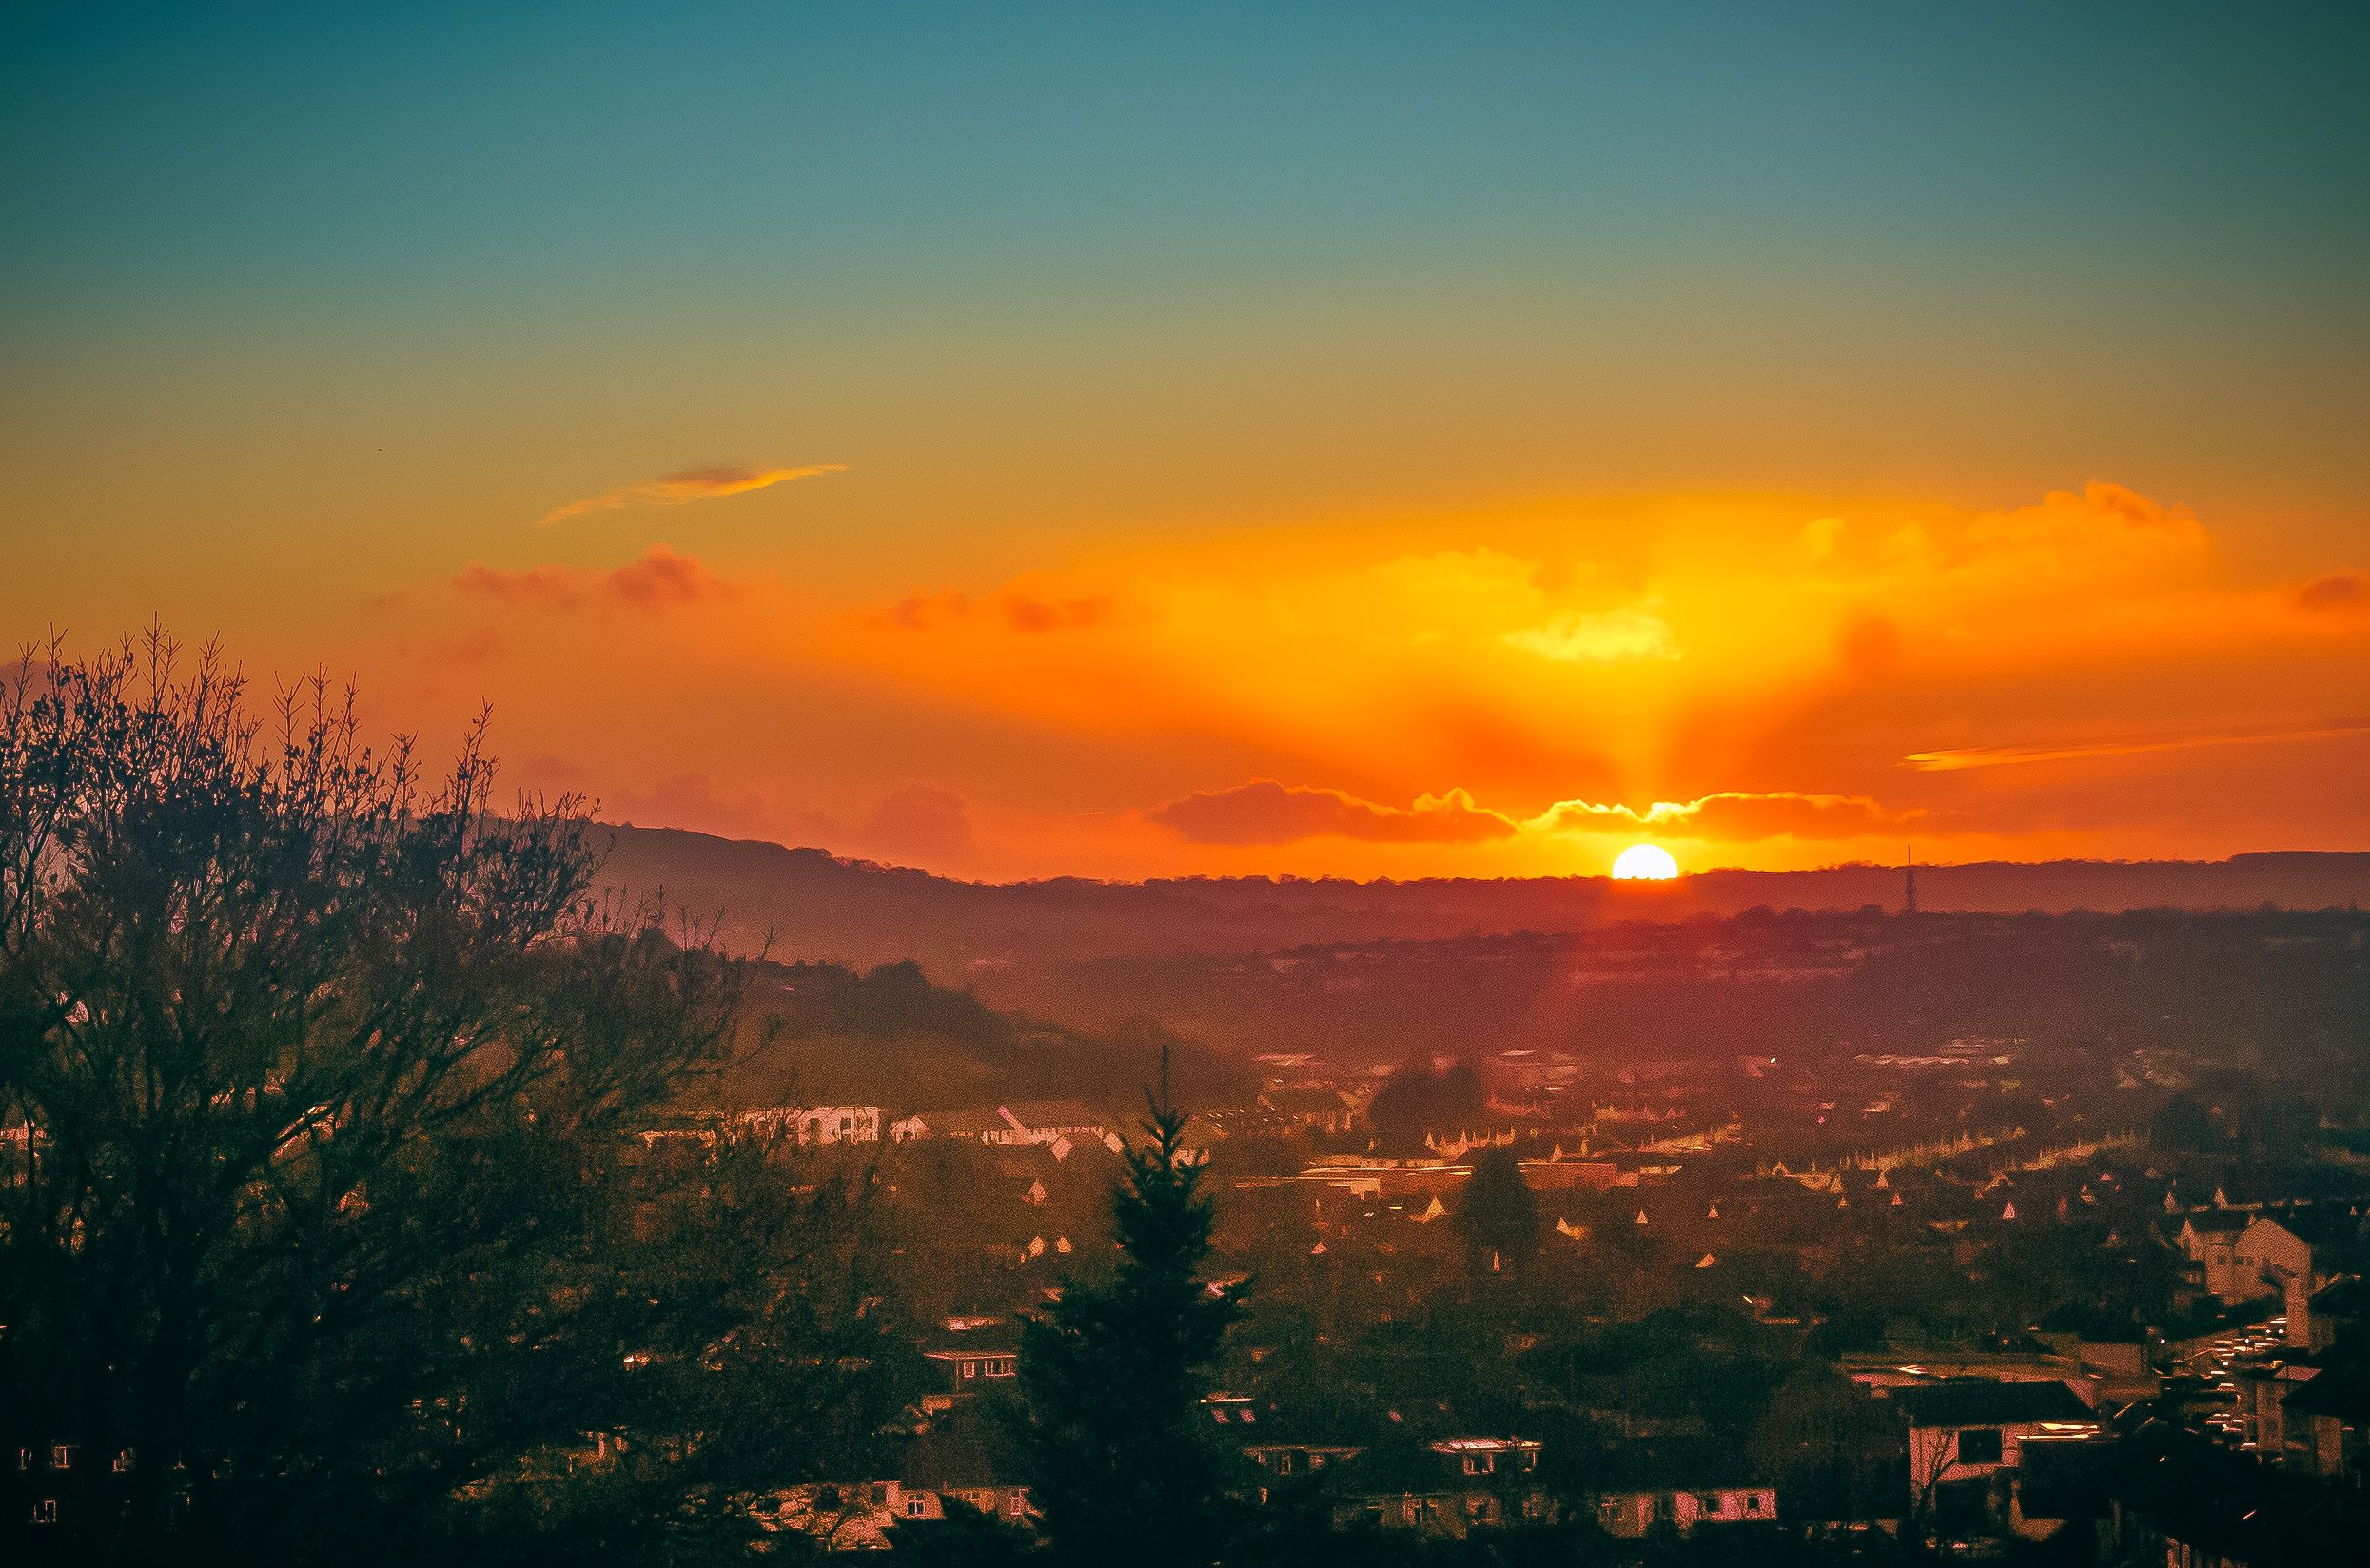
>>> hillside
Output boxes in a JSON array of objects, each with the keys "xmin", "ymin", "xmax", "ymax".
[{"xmin": 591, "ymin": 825, "xmax": 2370, "ymax": 974}]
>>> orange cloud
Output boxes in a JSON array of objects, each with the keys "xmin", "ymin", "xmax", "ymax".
[
  {"xmin": 535, "ymin": 462, "xmax": 846, "ymax": 527},
  {"xmin": 1501, "ymin": 603, "xmax": 1679, "ymax": 662},
  {"xmin": 1147, "ymin": 781, "xmax": 1920, "ymax": 849},
  {"xmin": 1905, "ymin": 719, "xmax": 2370, "ymax": 772},
  {"xmin": 453, "ymin": 545, "xmax": 737, "ymax": 612},
  {"xmin": 881, "ymin": 586, "xmax": 1119, "ymax": 634},
  {"xmin": 1534, "ymin": 790, "xmax": 1919, "ymax": 841},
  {"xmin": 2292, "ymin": 570, "xmax": 2368, "ymax": 615},
  {"xmin": 1147, "ymin": 781, "xmax": 1519, "ymax": 846}
]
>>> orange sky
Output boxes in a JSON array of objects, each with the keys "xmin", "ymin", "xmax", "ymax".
[
  {"xmin": 48, "ymin": 475, "xmax": 2346, "ymax": 884},
  {"xmin": 6, "ymin": 9, "xmax": 2368, "ymax": 881}
]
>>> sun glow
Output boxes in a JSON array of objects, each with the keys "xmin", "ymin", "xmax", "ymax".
[{"xmin": 1611, "ymin": 843, "xmax": 1680, "ymax": 880}]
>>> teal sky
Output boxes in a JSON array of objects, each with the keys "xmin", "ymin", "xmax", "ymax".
[{"xmin": 3, "ymin": 3, "xmax": 2367, "ymax": 880}]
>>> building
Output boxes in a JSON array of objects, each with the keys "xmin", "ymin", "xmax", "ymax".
[
  {"xmin": 764, "ymin": 1404, "xmax": 1033, "ymax": 1551},
  {"xmin": 734, "ymin": 1106, "xmax": 883, "ymax": 1146},
  {"xmin": 1887, "ymin": 1379, "xmax": 2105, "ymax": 1538},
  {"xmin": 918, "ymin": 1322, "xmax": 1021, "ymax": 1412},
  {"xmin": 1334, "ymin": 1437, "xmax": 1549, "ymax": 1538},
  {"xmin": 1593, "ymin": 1483, "xmax": 1778, "ymax": 1537}
]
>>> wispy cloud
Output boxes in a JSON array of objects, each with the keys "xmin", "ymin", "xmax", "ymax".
[
  {"xmin": 880, "ymin": 586, "xmax": 1120, "ymax": 634},
  {"xmin": 453, "ymin": 544, "xmax": 739, "ymax": 612},
  {"xmin": 1905, "ymin": 718, "xmax": 2370, "ymax": 772},
  {"xmin": 536, "ymin": 462, "xmax": 846, "ymax": 527}
]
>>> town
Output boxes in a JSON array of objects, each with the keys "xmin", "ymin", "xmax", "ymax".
[{"xmin": 665, "ymin": 902, "xmax": 2370, "ymax": 1561}]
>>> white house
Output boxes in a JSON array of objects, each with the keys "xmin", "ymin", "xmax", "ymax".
[{"xmin": 735, "ymin": 1106, "xmax": 883, "ymax": 1147}]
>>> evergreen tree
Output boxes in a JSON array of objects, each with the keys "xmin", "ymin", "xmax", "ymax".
[
  {"xmin": 1455, "ymin": 1147, "xmax": 1540, "ymax": 1275},
  {"xmin": 1017, "ymin": 1065, "xmax": 1243, "ymax": 1568}
]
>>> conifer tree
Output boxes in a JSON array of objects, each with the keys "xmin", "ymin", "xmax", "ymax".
[{"xmin": 1017, "ymin": 1060, "xmax": 1243, "ymax": 1568}]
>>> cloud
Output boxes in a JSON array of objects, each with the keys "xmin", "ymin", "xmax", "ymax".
[
  {"xmin": 860, "ymin": 783, "xmax": 976, "ymax": 865},
  {"xmin": 1944, "ymin": 480, "xmax": 2209, "ymax": 581},
  {"xmin": 2292, "ymin": 570, "xmax": 2368, "ymax": 615},
  {"xmin": 536, "ymin": 462, "xmax": 846, "ymax": 527},
  {"xmin": 597, "ymin": 771, "xmax": 779, "ymax": 841},
  {"xmin": 1502, "ymin": 604, "xmax": 1679, "ymax": 663},
  {"xmin": 1146, "ymin": 781, "xmax": 1520, "ymax": 846},
  {"xmin": 880, "ymin": 585, "xmax": 1119, "ymax": 634},
  {"xmin": 1905, "ymin": 718, "xmax": 2370, "ymax": 772},
  {"xmin": 1147, "ymin": 780, "xmax": 1923, "ymax": 849},
  {"xmin": 453, "ymin": 545, "xmax": 738, "ymax": 613},
  {"xmin": 1532, "ymin": 790, "xmax": 1918, "ymax": 842}
]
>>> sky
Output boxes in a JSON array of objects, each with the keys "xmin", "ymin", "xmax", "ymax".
[{"xmin": 5, "ymin": 2, "xmax": 2368, "ymax": 881}]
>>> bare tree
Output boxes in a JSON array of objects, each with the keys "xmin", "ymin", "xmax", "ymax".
[{"xmin": 0, "ymin": 634, "xmax": 896, "ymax": 1565}]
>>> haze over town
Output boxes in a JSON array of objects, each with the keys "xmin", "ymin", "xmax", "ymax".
[{"xmin": 5, "ymin": 6, "xmax": 2368, "ymax": 1567}]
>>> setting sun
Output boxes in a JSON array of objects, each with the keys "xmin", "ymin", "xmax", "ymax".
[{"xmin": 1611, "ymin": 844, "xmax": 1681, "ymax": 881}]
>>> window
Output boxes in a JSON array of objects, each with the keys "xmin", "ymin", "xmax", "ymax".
[
  {"xmin": 1277, "ymin": 1453, "xmax": 1292, "ymax": 1475},
  {"xmin": 1745, "ymin": 1493, "xmax": 1764, "ymax": 1516},
  {"xmin": 1462, "ymin": 1455, "xmax": 1479, "ymax": 1475},
  {"xmin": 906, "ymin": 1497, "xmax": 927, "ymax": 1517},
  {"xmin": 1957, "ymin": 1428, "xmax": 2004, "ymax": 1466},
  {"xmin": 32, "ymin": 1499, "xmax": 59, "ymax": 1526},
  {"xmin": 50, "ymin": 1444, "xmax": 73, "ymax": 1471},
  {"xmin": 868, "ymin": 1484, "xmax": 888, "ymax": 1508},
  {"xmin": 960, "ymin": 1360, "xmax": 977, "ymax": 1379}
]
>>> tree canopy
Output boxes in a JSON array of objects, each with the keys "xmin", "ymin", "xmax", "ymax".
[{"xmin": 0, "ymin": 636, "xmax": 894, "ymax": 1565}]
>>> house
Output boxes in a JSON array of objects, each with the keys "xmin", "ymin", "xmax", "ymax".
[
  {"xmin": 2178, "ymin": 1214, "xmax": 2341, "ymax": 1339},
  {"xmin": 918, "ymin": 1324, "xmax": 1021, "ymax": 1411},
  {"xmin": 735, "ymin": 1106, "xmax": 883, "ymax": 1146},
  {"xmin": 2281, "ymin": 1331, "xmax": 2370, "ymax": 1484},
  {"xmin": 1593, "ymin": 1484, "xmax": 1778, "ymax": 1538},
  {"xmin": 1335, "ymin": 1437, "xmax": 1549, "ymax": 1539},
  {"xmin": 1206, "ymin": 1395, "xmax": 1365, "ymax": 1493},
  {"xmin": 1888, "ymin": 1379, "xmax": 2104, "ymax": 1538},
  {"xmin": 764, "ymin": 1404, "xmax": 1034, "ymax": 1551},
  {"xmin": 906, "ymin": 1102, "xmax": 1118, "ymax": 1154}
]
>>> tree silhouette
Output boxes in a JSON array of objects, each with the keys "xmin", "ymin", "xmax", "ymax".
[
  {"xmin": 1016, "ymin": 1060, "xmax": 1244, "ymax": 1567},
  {"xmin": 0, "ymin": 636, "xmax": 893, "ymax": 1565},
  {"xmin": 1455, "ymin": 1147, "xmax": 1540, "ymax": 1275}
]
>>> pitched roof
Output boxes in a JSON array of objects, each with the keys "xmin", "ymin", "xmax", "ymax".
[
  {"xmin": 900, "ymin": 1404, "xmax": 1028, "ymax": 1489},
  {"xmin": 1890, "ymin": 1379, "xmax": 2091, "ymax": 1427}
]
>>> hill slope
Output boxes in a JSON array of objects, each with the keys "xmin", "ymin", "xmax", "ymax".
[{"xmin": 592, "ymin": 826, "xmax": 2370, "ymax": 972}]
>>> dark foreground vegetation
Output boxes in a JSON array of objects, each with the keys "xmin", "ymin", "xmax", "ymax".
[{"xmin": 6, "ymin": 638, "xmax": 2368, "ymax": 1566}]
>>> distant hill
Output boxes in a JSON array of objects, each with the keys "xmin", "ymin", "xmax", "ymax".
[
  {"xmin": 704, "ymin": 957, "xmax": 1246, "ymax": 1113},
  {"xmin": 591, "ymin": 825, "xmax": 2370, "ymax": 973}
]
